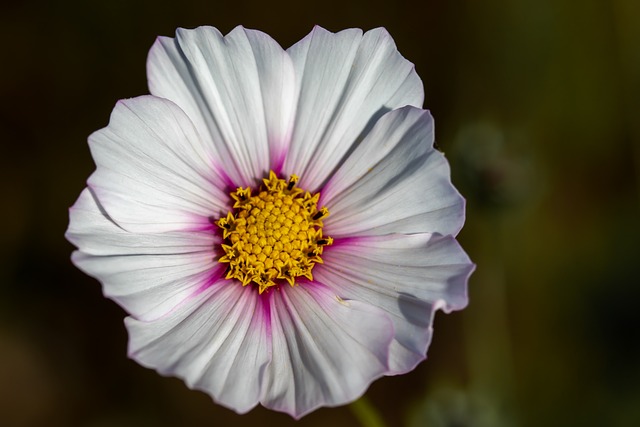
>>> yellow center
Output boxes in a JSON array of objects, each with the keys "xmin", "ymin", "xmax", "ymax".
[{"xmin": 216, "ymin": 171, "xmax": 332, "ymax": 294}]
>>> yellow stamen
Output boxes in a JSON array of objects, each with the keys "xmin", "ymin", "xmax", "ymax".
[{"xmin": 215, "ymin": 171, "xmax": 332, "ymax": 294}]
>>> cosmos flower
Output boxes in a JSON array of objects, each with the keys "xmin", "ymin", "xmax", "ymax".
[{"xmin": 66, "ymin": 25, "xmax": 474, "ymax": 418}]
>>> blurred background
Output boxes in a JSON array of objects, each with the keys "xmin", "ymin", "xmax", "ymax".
[{"xmin": 1, "ymin": 0, "xmax": 638, "ymax": 426}]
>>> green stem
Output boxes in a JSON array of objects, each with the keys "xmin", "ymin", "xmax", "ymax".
[{"xmin": 349, "ymin": 396, "xmax": 387, "ymax": 427}]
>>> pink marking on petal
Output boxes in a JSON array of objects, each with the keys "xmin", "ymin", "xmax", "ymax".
[
  {"xmin": 293, "ymin": 277, "xmax": 318, "ymax": 289},
  {"xmin": 270, "ymin": 145, "xmax": 288, "ymax": 176},
  {"xmin": 324, "ymin": 236, "xmax": 366, "ymax": 249},
  {"xmin": 317, "ymin": 182, "xmax": 333, "ymax": 207},
  {"xmin": 211, "ymin": 163, "xmax": 238, "ymax": 191},
  {"xmin": 193, "ymin": 263, "xmax": 228, "ymax": 295},
  {"xmin": 141, "ymin": 266, "xmax": 228, "ymax": 323},
  {"xmin": 258, "ymin": 289, "xmax": 274, "ymax": 338},
  {"xmin": 183, "ymin": 216, "xmax": 217, "ymax": 232}
]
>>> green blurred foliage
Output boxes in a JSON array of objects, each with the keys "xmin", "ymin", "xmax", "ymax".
[{"xmin": 1, "ymin": 1, "xmax": 638, "ymax": 426}]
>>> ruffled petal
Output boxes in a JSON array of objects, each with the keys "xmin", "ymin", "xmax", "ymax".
[
  {"xmin": 315, "ymin": 233, "xmax": 474, "ymax": 374},
  {"xmin": 87, "ymin": 95, "xmax": 228, "ymax": 233},
  {"xmin": 321, "ymin": 106, "xmax": 465, "ymax": 237},
  {"xmin": 283, "ymin": 26, "xmax": 424, "ymax": 190},
  {"xmin": 147, "ymin": 26, "xmax": 296, "ymax": 184},
  {"xmin": 66, "ymin": 187, "xmax": 221, "ymax": 321},
  {"xmin": 66, "ymin": 188, "xmax": 216, "ymax": 257},
  {"xmin": 125, "ymin": 284, "xmax": 270, "ymax": 414},
  {"xmin": 73, "ymin": 251, "xmax": 221, "ymax": 322},
  {"xmin": 261, "ymin": 283, "xmax": 394, "ymax": 418}
]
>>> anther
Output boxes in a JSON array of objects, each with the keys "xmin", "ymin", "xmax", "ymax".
[
  {"xmin": 287, "ymin": 175, "xmax": 299, "ymax": 191},
  {"xmin": 312, "ymin": 207, "xmax": 328, "ymax": 220}
]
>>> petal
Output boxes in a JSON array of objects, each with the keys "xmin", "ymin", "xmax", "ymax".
[
  {"xmin": 87, "ymin": 96, "xmax": 228, "ymax": 233},
  {"xmin": 261, "ymin": 283, "xmax": 394, "ymax": 418},
  {"xmin": 73, "ymin": 251, "xmax": 221, "ymax": 322},
  {"xmin": 125, "ymin": 284, "xmax": 271, "ymax": 414},
  {"xmin": 147, "ymin": 26, "xmax": 296, "ymax": 184},
  {"xmin": 283, "ymin": 26, "xmax": 424, "ymax": 190},
  {"xmin": 66, "ymin": 187, "xmax": 221, "ymax": 321},
  {"xmin": 315, "ymin": 233, "xmax": 474, "ymax": 374},
  {"xmin": 322, "ymin": 106, "xmax": 465, "ymax": 237},
  {"xmin": 66, "ymin": 188, "xmax": 216, "ymax": 257}
]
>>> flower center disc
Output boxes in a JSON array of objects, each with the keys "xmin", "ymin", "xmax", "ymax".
[{"xmin": 216, "ymin": 171, "xmax": 332, "ymax": 293}]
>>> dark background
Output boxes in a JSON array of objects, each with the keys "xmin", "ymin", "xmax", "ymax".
[{"xmin": 1, "ymin": 1, "xmax": 639, "ymax": 426}]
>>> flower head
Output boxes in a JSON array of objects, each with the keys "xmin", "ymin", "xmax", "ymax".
[{"xmin": 66, "ymin": 26, "xmax": 474, "ymax": 418}]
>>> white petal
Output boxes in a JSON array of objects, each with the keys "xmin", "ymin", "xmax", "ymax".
[
  {"xmin": 322, "ymin": 106, "xmax": 465, "ymax": 237},
  {"xmin": 261, "ymin": 284, "xmax": 393, "ymax": 418},
  {"xmin": 147, "ymin": 26, "xmax": 296, "ymax": 184},
  {"xmin": 73, "ymin": 251, "xmax": 223, "ymax": 322},
  {"xmin": 126, "ymin": 284, "xmax": 271, "ymax": 414},
  {"xmin": 315, "ymin": 233, "xmax": 474, "ymax": 374},
  {"xmin": 283, "ymin": 26, "xmax": 424, "ymax": 190},
  {"xmin": 66, "ymin": 187, "xmax": 220, "ymax": 320},
  {"xmin": 66, "ymin": 188, "xmax": 216, "ymax": 257},
  {"xmin": 87, "ymin": 96, "xmax": 228, "ymax": 233}
]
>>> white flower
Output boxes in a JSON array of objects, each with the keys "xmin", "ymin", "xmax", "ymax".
[{"xmin": 66, "ymin": 26, "xmax": 474, "ymax": 418}]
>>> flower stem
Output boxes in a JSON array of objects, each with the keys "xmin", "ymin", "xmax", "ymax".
[{"xmin": 349, "ymin": 396, "xmax": 387, "ymax": 427}]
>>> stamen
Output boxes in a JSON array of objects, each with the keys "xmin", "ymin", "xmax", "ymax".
[
  {"xmin": 287, "ymin": 174, "xmax": 299, "ymax": 191},
  {"xmin": 312, "ymin": 207, "xmax": 329, "ymax": 221},
  {"xmin": 215, "ymin": 172, "xmax": 332, "ymax": 293}
]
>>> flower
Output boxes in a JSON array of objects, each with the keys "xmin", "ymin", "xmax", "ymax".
[{"xmin": 66, "ymin": 25, "xmax": 474, "ymax": 418}]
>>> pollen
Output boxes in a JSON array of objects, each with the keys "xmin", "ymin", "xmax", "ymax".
[{"xmin": 215, "ymin": 171, "xmax": 333, "ymax": 294}]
